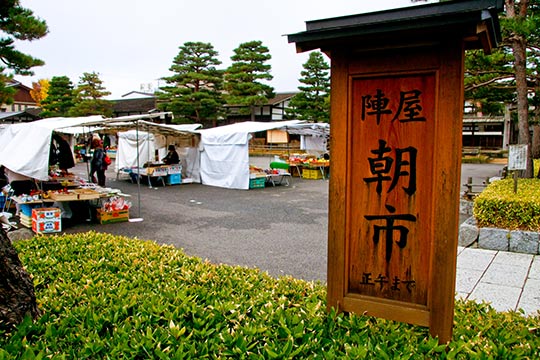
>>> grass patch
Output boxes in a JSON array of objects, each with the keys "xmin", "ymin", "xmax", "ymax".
[
  {"xmin": 1, "ymin": 232, "xmax": 539, "ymax": 358},
  {"xmin": 474, "ymin": 178, "xmax": 540, "ymax": 231}
]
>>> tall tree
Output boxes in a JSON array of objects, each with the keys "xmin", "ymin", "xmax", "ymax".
[
  {"xmin": 40, "ymin": 76, "xmax": 75, "ymax": 117},
  {"xmin": 464, "ymin": 0, "xmax": 540, "ymax": 177},
  {"xmin": 224, "ymin": 40, "xmax": 274, "ymax": 121},
  {"xmin": 69, "ymin": 71, "xmax": 112, "ymax": 117},
  {"xmin": 0, "ymin": 0, "xmax": 48, "ymax": 104},
  {"xmin": 29, "ymin": 78, "xmax": 49, "ymax": 107},
  {"xmin": 159, "ymin": 42, "xmax": 224, "ymax": 126},
  {"xmin": 288, "ymin": 51, "xmax": 330, "ymax": 122}
]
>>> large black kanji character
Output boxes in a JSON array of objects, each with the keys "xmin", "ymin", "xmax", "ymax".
[
  {"xmin": 364, "ymin": 204, "xmax": 417, "ymax": 262},
  {"xmin": 392, "ymin": 89, "xmax": 426, "ymax": 123},
  {"xmin": 361, "ymin": 89, "xmax": 393, "ymax": 125}
]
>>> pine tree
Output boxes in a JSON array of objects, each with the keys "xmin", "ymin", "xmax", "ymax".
[
  {"xmin": 69, "ymin": 72, "xmax": 112, "ymax": 117},
  {"xmin": 224, "ymin": 40, "xmax": 274, "ymax": 121},
  {"xmin": 159, "ymin": 42, "xmax": 224, "ymax": 126},
  {"xmin": 40, "ymin": 76, "xmax": 75, "ymax": 117},
  {"xmin": 464, "ymin": 0, "xmax": 540, "ymax": 177},
  {"xmin": 289, "ymin": 51, "xmax": 330, "ymax": 122},
  {"xmin": 0, "ymin": 0, "xmax": 48, "ymax": 104}
]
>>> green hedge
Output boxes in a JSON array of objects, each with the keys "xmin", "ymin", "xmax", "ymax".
[
  {"xmin": 474, "ymin": 178, "xmax": 540, "ymax": 231},
  {"xmin": 1, "ymin": 232, "xmax": 539, "ymax": 358},
  {"xmin": 461, "ymin": 154, "xmax": 491, "ymax": 164}
]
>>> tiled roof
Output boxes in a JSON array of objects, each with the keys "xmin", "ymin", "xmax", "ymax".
[{"xmin": 112, "ymin": 97, "xmax": 156, "ymax": 114}]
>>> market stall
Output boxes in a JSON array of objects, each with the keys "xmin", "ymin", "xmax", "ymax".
[
  {"xmin": 0, "ymin": 114, "xmax": 179, "ymax": 227},
  {"xmin": 197, "ymin": 120, "xmax": 304, "ymax": 190}
]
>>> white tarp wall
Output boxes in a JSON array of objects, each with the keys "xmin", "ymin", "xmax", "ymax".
[
  {"xmin": 115, "ymin": 130, "xmax": 156, "ymax": 172},
  {"xmin": 0, "ymin": 116, "xmax": 104, "ymax": 181},
  {"xmin": 198, "ymin": 120, "xmax": 303, "ymax": 190}
]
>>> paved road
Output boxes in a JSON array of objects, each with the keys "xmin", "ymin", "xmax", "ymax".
[{"xmin": 60, "ymin": 159, "xmax": 538, "ymax": 315}]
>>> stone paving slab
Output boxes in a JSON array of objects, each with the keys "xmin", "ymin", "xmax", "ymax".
[
  {"xmin": 456, "ymin": 246, "xmax": 539, "ymax": 316},
  {"xmin": 481, "ymin": 262, "xmax": 529, "ymax": 288},
  {"xmin": 529, "ymin": 257, "xmax": 540, "ymax": 280},
  {"xmin": 519, "ymin": 278, "xmax": 540, "ymax": 315},
  {"xmin": 456, "ymin": 247, "xmax": 496, "ymax": 271},
  {"xmin": 468, "ymin": 282, "xmax": 522, "ymax": 312},
  {"xmin": 455, "ymin": 268, "xmax": 484, "ymax": 293}
]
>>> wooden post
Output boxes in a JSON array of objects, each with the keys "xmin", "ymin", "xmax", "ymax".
[{"xmin": 289, "ymin": 0, "xmax": 503, "ymax": 344}]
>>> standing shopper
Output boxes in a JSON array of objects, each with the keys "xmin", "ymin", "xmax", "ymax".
[{"xmin": 90, "ymin": 139, "xmax": 107, "ymax": 186}]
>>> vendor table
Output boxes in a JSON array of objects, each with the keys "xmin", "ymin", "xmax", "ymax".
[{"xmin": 265, "ymin": 173, "xmax": 291, "ymax": 187}]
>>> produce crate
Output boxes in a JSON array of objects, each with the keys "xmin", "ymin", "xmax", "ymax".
[
  {"xmin": 96, "ymin": 209, "xmax": 129, "ymax": 224},
  {"xmin": 302, "ymin": 169, "xmax": 323, "ymax": 180},
  {"xmin": 32, "ymin": 208, "xmax": 62, "ymax": 234},
  {"xmin": 166, "ymin": 173, "xmax": 182, "ymax": 185},
  {"xmin": 49, "ymin": 191, "xmax": 78, "ymax": 201},
  {"xmin": 249, "ymin": 177, "xmax": 266, "ymax": 189},
  {"xmin": 167, "ymin": 165, "xmax": 182, "ymax": 174},
  {"xmin": 73, "ymin": 188, "xmax": 101, "ymax": 200}
]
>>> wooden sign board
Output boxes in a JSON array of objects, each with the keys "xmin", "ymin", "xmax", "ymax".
[
  {"xmin": 327, "ymin": 45, "xmax": 464, "ymax": 342},
  {"xmin": 288, "ymin": 0, "xmax": 503, "ymax": 344}
]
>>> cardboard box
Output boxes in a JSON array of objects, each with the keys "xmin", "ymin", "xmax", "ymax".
[
  {"xmin": 166, "ymin": 173, "xmax": 182, "ymax": 185},
  {"xmin": 97, "ymin": 209, "xmax": 129, "ymax": 224},
  {"xmin": 32, "ymin": 219, "xmax": 62, "ymax": 234},
  {"xmin": 32, "ymin": 208, "xmax": 61, "ymax": 220},
  {"xmin": 31, "ymin": 209, "xmax": 62, "ymax": 233}
]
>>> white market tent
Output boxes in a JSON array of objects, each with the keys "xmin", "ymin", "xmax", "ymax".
[
  {"xmin": 115, "ymin": 130, "xmax": 156, "ymax": 172},
  {"xmin": 197, "ymin": 120, "xmax": 304, "ymax": 190},
  {"xmin": 286, "ymin": 122, "xmax": 330, "ymax": 153},
  {"xmin": 0, "ymin": 115, "xmax": 105, "ymax": 181}
]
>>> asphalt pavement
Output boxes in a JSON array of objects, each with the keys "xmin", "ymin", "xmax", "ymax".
[{"xmin": 58, "ymin": 159, "xmax": 539, "ymax": 316}]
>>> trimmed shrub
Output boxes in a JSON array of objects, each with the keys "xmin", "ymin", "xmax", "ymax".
[
  {"xmin": 1, "ymin": 232, "xmax": 539, "ymax": 358},
  {"xmin": 462, "ymin": 154, "xmax": 490, "ymax": 164},
  {"xmin": 474, "ymin": 178, "xmax": 540, "ymax": 231}
]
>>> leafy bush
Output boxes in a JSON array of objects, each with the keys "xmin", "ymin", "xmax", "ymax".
[
  {"xmin": 461, "ymin": 154, "xmax": 490, "ymax": 164},
  {"xmin": 474, "ymin": 178, "xmax": 540, "ymax": 231},
  {"xmin": 1, "ymin": 232, "xmax": 539, "ymax": 358}
]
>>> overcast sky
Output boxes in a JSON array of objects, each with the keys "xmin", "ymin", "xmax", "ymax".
[{"xmin": 17, "ymin": 0, "xmax": 436, "ymax": 99}]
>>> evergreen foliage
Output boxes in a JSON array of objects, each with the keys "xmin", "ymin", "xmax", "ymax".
[
  {"xmin": 69, "ymin": 72, "xmax": 113, "ymax": 117},
  {"xmin": 40, "ymin": 76, "xmax": 75, "ymax": 117},
  {"xmin": 464, "ymin": 0, "xmax": 540, "ymax": 176},
  {"xmin": 0, "ymin": 0, "xmax": 48, "ymax": 104},
  {"xmin": 1, "ymin": 232, "xmax": 538, "ymax": 358},
  {"xmin": 159, "ymin": 42, "xmax": 224, "ymax": 125},
  {"xmin": 224, "ymin": 40, "xmax": 274, "ymax": 120},
  {"xmin": 288, "ymin": 51, "xmax": 330, "ymax": 122}
]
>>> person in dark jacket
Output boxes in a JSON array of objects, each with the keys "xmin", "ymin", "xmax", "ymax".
[
  {"xmin": 51, "ymin": 134, "xmax": 75, "ymax": 173},
  {"xmin": 90, "ymin": 139, "xmax": 107, "ymax": 186},
  {"xmin": 162, "ymin": 145, "xmax": 180, "ymax": 165}
]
